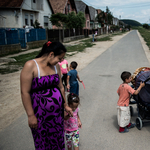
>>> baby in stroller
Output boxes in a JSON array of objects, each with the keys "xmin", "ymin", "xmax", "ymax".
[{"xmin": 131, "ymin": 67, "xmax": 150, "ymax": 130}]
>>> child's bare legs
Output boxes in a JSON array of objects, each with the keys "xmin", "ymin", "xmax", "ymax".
[
  {"xmin": 67, "ymin": 147, "xmax": 79, "ymax": 150},
  {"xmin": 74, "ymin": 147, "xmax": 79, "ymax": 150},
  {"xmin": 65, "ymin": 130, "xmax": 79, "ymax": 150}
]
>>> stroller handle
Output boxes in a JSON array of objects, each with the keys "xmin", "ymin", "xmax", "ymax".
[{"xmin": 144, "ymin": 76, "xmax": 150, "ymax": 83}]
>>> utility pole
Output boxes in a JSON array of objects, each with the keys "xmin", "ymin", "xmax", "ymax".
[{"xmin": 106, "ymin": 6, "xmax": 108, "ymax": 34}]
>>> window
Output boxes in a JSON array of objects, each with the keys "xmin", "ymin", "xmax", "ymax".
[
  {"xmin": 30, "ymin": 15, "xmax": 34, "ymax": 26},
  {"xmin": 33, "ymin": 0, "xmax": 36, "ymax": 3},
  {"xmin": 25, "ymin": 14, "xmax": 28, "ymax": 25},
  {"xmin": 67, "ymin": 4, "xmax": 70, "ymax": 13},
  {"xmin": 87, "ymin": 21, "xmax": 89, "ymax": 28},
  {"xmin": 44, "ymin": 16, "xmax": 48, "ymax": 27}
]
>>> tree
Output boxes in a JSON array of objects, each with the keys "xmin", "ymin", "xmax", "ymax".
[
  {"xmin": 96, "ymin": 11, "xmax": 106, "ymax": 27},
  {"xmin": 65, "ymin": 11, "xmax": 77, "ymax": 29},
  {"xmin": 75, "ymin": 11, "xmax": 86, "ymax": 29},
  {"xmin": 143, "ymin": 23, "xmax": 149, "ymax": 29},
  {"xmin": 50, "ymin": 13, "xmax": 67, "ymax": 28},
  {"xmin": 50, "ymin": 12, "xmax": 86, "ymax": 29},
  {"xmin": 106, "ymin": 6, "xmax": 113, "ymax": 25}
]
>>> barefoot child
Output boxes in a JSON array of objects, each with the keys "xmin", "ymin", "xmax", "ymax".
[
  {"xmin": 64, "ymin": 93, "xmax": 82, "ymax": 150},
  {"xmin": 117, "ymin": 71, "xmax": 145, "ymax": 133}
]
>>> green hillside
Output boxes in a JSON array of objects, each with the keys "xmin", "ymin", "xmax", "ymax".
[{"xmin": 120, "ymin": 19, "xmax": 142, "ymax": 26}]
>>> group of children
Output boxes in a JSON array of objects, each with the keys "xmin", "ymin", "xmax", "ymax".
[
  {"xmin": 59, "ymin": 58, "xmax": 145, "ymax": 149},
  {"xmin": 58, "ymin": 59, "xmax": 82, "ymax": 150}
]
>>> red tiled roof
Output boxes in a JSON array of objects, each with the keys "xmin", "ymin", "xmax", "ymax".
[
  {"xmin": 97, "ymin": 9, "xmax": 102, "ymax": 14},
  {"xmin": 49, "ymin": 0, "xmax": 67, "ymax": 14},
  {"xmin": 0, "ymin": 0, "xmax": 23, "ymax": 8}
]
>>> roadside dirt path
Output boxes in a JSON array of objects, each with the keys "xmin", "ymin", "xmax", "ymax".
[{"xmin": 0, "ymin": 31, "xmax": 149, "ymax": 132}]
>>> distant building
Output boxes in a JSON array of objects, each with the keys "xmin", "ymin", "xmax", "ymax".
[
  {"xmin": 49, "ymin": 0, "xmax": 77, "ymax": 29},
  {"xmin": 74, "ymin": 0, "xmax": 90, "ymax": 29},
  {"xmin": 113, "ymin": 17, "xmax": 119, "ymax": 26}
]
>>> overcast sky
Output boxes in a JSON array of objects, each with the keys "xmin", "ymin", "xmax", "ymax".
[{"xmin": 81, "ymin": 0, "xmax": 150, "ymax": 24}]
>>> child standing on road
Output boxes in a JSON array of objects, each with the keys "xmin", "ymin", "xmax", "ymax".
[
  {"xmin": 58, "ymin": 59, "xmax": 69, "ymax": 90},
  {"xmin": 67, "ymin": 61, "xmax": 82, "ymax": 95},
  {"xmin": 64, "ymin": 93, "xmax": 82, "ymax": 150},
  {"xmin": 117, "ymin": 71, "xmax": 145, "ymax": 133}
]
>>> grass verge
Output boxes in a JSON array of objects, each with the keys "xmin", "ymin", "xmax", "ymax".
[
  {"xmin": 0, "ymin": 51, "xmax": 40, "ymax": 74},
  {"xmin": 0, "ymin": 32, "xmax": 126, "ymax": 74},
  {"xmin": 133, "ymin": 26, "xmax": 150, "ymax": 49}
]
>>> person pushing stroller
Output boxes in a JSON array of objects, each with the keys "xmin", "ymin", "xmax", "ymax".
[{"xmin": 117, "ymin": 71, "xmax": 145, "ymax": 133}]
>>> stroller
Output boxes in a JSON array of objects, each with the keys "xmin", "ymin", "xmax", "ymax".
[{"xmin": 131, "ymin": 67, "xmax": 150, "ymax": 130}]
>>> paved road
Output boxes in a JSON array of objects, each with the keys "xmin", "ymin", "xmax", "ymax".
[{"xmin": 0, "ymin": 30, "xmax": 150, "ymax": 150}]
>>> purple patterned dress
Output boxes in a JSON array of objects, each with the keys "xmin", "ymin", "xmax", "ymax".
[{"xmin": 30, "ymin": 74, "xmax": 65, "ymax": 150}]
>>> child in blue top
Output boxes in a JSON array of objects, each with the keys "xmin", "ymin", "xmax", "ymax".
[{"xmin": 67, "ymin": 61, "xmax": 82, "ymax": 95}]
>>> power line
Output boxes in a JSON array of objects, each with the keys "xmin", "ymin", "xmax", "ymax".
[{"xmin": 81, "ymin": 0, "xmax": 150, "ymax": 9}]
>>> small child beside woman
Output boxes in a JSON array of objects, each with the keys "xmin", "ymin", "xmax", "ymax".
[{"xmin": 64, "ymin": 93, "xmax": 82, "ymax": 150}]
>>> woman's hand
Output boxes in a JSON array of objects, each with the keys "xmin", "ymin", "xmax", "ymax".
[
  {"xmin": 65, "ymin": 105, "xmax": 73, "ymax": 117},
  {"xmin": 28, "ymin": 115, "xmax": 38, "ymax": 129},
  {"xmin": 67, "ymin": 84, "xmax": 70, "ymax": 90}
]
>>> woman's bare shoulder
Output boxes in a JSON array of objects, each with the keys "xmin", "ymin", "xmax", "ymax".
[
  {"xmin": 21, "ymin": 60, "xmax": 36, "ymax": 74},
  {"xmin": 24, "ymin": 60, "xmax": 35, "ymax": 68}
]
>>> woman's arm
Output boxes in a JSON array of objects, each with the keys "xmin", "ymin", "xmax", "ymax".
[
  {"xmin": 67, "ymin": 75, "xmax": 70, "ymax": 90},
  {"xmin": 64, "ymin": 111, "xmax": 70, "ymax": 120},
  {"xmin": 20, "ymin": 60, "xmax": 38, "ymax": 129},
  {"xmin": 57, "ymin": 64, "xmax": 73, "ymax": 117}
]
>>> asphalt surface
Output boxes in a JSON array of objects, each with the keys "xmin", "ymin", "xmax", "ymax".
[{"xmin": 0, "ymin": 30, "xmax": 150, "ymax": 150}]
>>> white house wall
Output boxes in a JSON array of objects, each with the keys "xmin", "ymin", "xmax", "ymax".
[
  {"xmin": 38, "ymin": 0, "xmax": 52, "ymax": 29},
  {"xmin": 22, "ymin": 0, "xmax": 52, "ymax": 29},
  {"xmin": 0, "ymin": 9, "xmax": 22, "ymax": 28},
  {"xmin": 22, "ymin": 10, "xmax": 37, "ymax": 27},
  {"xmin": 0, "ymin": 0, "xmax": 53, "ymax": 29}
]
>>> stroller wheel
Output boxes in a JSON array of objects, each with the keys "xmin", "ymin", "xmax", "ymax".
[
  {"xmin": 136, "ymin": 117, "xmax": 142, "ymax": 130},
  {"xmin": 130, "ymin": 106, "xmax": 134, "ymax": 117}
]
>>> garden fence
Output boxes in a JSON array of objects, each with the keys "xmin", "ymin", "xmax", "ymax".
[{"xmin": 0, "ymin": 28, "xmax": 46, "ymax": 48}]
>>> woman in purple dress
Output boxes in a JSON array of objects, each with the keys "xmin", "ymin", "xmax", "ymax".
[{"xmin": 20, "ymin": 41, "xmax": 73, "ymax": 150}]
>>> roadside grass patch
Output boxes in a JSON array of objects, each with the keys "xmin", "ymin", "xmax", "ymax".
[
  {"xmin": 66, "ymin": 42, "xmax": 95, "ymax": 53},
  {"xmin": 134, "ymin": 26, "xmax": 150, "ymax": 49},
  {"xmin": 0, "ymin": 32, "xmax": 125, "ymax": 74},
  {"xmin": 111, "ymin": 31, "xmax": 126, "ymax": 36},
  {"xmin": 0, "ymin": 51, "xmax": 40, "ymax": 74},
  {"xmin": 96, "ymin": 36, "xmax": 112, "ymax": 41},
  {"xmin": 0, "ymin": 50, "xmax": 22, "ymax": 58}
]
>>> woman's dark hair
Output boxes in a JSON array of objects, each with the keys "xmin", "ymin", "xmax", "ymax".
[
  {"xmin": 67, "ymin": 93, "xmax": 80, "ymax": 106},
  {"xmin": 71, "ymin": 61, "xmax": 78, "ymax": 69},
  {"xmin": 121, "ymin": 71, "xmax": 131, "ymax": 82},
  {"xmin": 36, "ymin": 41, "xmax": 67, "ymax": 58}
]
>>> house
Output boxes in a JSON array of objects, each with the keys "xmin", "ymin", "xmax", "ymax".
[
  {"xmin": 96, "ymin": 9, "xmax": 102, "ymax": 28},
  {"xmin": 49, "ymin": 0, "xmax": 77, "ymax": 29},
  {"xmin": 113, "ymin": 17, "xmax": 119, "ymax": 26},
  {"xmin": 0, "ymin": 0, "xmax": 53, "ymax": 29},
  {"xmin": 88, "ymin": 6, "xmax": 96, "ymax": 29},
  {"xmin": 74, "ymin": 0, "xmax": 90, "ymax": 29},
  {"xmin": 49, "ymin": 0, "xmax": 77, "ymax": 14}
]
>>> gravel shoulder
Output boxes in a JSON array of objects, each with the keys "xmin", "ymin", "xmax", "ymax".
[{"xmin": 0, "ymin": 30, "xmax": 149, "ymax": 132}]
